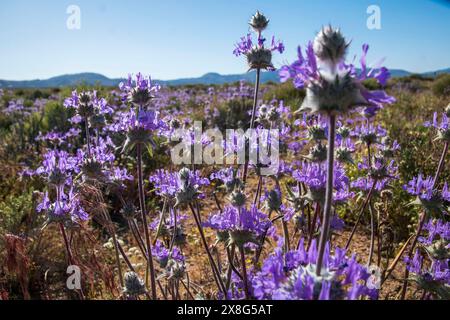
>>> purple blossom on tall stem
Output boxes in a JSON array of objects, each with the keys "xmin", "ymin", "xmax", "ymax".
[
  {"xmin": 119, "ymin": 73, "xmax": 160, "ymax": 108},
  {"xmin": 64, "ymin": 90, "xmax": 112, "ymax": 156},
  {"xmin": 280, "ymin": 26, "xmax": 394, "ymax": 276},
  {"xmin": 234, "ymin": 11, "xmax": 284, "ymax": 184},
  {"xmin": 120, "ymin": 73, "xmax": 159, "ymax": 300}
]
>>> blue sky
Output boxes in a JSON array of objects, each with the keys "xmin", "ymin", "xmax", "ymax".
[{"xmin": 0, "ymin": 0, "xmax": 449, "ymax": 80}]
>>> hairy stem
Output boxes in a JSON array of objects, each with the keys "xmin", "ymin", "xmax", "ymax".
[
  {"xmin": 189, "ymin": 203, "xmax": 227, "ymax": 296},
  {"xmin": 345, "ymin": 179, "xmax": 377, "ymax": 250},
  {"xmin": 367, "ymin": 202, "xmax": 375, "ymax": 266},
  {"xmin": 59, "ymin": 223, "xmax": 84, "ymax": 300},
  {"xmin": 136, "ymin": 144, "xmax": 157, "ymax": 299},
  {"xmin": 239, "ymin": 246, "xmax": 250, "ymax": 300},
  {"xmin": 103, "ymin": 211, "xmax": 124, "ymax": 289},
  {"xmin": 316, "ymin": 114, "xmax": 336, "ymax": 276},
  {"xmin": 242, "ymin": 68, "xmax": 261, "ymax": 184},
  {"xmin": 84, "ymin": 117, "xmax": 91, "ymax": 157}
]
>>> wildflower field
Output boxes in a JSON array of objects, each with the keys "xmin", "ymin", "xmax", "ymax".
[{"xmin": 0, "ymin": 11, "xmax": 449, "ymax": 302}]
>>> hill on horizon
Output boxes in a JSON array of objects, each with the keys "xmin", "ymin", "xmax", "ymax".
[{"xmin": 1, "ymin": 68, "xmax": 449, "ymax": 89}]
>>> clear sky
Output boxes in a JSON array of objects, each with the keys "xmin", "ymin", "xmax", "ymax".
[{"xmin": 0, "ymin": 0, "xmax": 449, "ymax": 80}]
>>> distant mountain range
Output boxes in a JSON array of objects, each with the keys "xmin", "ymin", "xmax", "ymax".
[{"xmin": 1, "ymin": 68, "xmax": 449, "ymax": 88}]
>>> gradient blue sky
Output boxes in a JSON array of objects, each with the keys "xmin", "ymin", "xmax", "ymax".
[{"xmin": 0, "ymin": 0, "xmax": 449, "ymax": 80}]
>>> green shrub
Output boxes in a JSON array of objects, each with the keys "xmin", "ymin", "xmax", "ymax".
[
  {"xmin": 41, "ymin": 101, "xmax": 73, "ymax": 133},
  {"xmin": 432, "ymin": 74, "xmax": 450, "ymax": 96},
  {"xmin": 0, "ymin": 189, "xmax": 37, "ymax": 235},
  {"xmin": 362, "ymin": 78, "xmax": 381, "ymax": 90},
  {"xmin": 263, "ymin": 81, "xmax": 305, "ymax": 110}
]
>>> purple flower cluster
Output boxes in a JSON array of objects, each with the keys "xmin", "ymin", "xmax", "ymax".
[
  {"xmin": 203, "ymin": 205, "xmax": 271, "ymax": 237},
  {"xmin": 419, "ymin": 219, "xmax": 450, "ymax": 245},
  {"xmin": 279, "ymin": 39, "xmax": 395, "ymax": 115},
  {"xmin": 404, "ymin": 249, "xmax": 450, "ymax": 292},
  {"xmin": 404, "ymin": 174, "xmax": 450, "ymax": 202},
  {"xmin": 293, "ymin": 162, "xmax": 352, "ymax": 203},
  {"xmin": 233, "ymin": 34, "xmax": 285, "ymax": 58},
  {"xmin": 251, "ymin": 239, "xmax": 374, "ymax": 300},
  {"xmin": 424, "ymin": 112, "xmax": 450, "ymax": 142},
  {"xmin": 119, "ymin": 73, "xmax": 160, "ymax": 107},
  {"xmin": 149, "ymin": 168, "xmax": 210, "ymax": 199},
  {"xmin": 37, "ymin": 188, "xmax": 88, "ymax": 222},
  {"xmin": 153, "ymin": 240, "xmax": 185, "ymax": 267},
  {"xmin": 233, "ymin": 11, "xmax": 284, "ymax": 71}
]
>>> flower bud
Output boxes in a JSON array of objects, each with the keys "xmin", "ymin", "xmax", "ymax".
[
  {"xmin": 300, "ymin": 73, "xmax": 368, "ymax": 115},
  {"xmin": 216, "ymin": 230, "xmax": 230, "ymax": 243},
  {"xmin": 259, "ymin": 104, "xmax": 269, "ymax": 116},
  {"xmin": 307, "ymin": 143, "xmax": 327, "ymax": 162},
  {"xmin": 77, "ymin": 92, "xmax": 95, "ymax": 118},
  {"xmin": 166, "ymin": 260, "xmax": 186, "ymax": 280},
  {"xmin": 120, "ymin": 202, "xmax": 139, "ymax": 220},
  {"xmin": 48, "ymin": 168, "xmax": 69, "ymax": 187},
  {"xmin": 175, "ymin": 185, "xmax": 197, "ymax": 207},
  {"xmin": 313, "ymin": 26, "xmax": 349, "ymax": 67},
  {"xmin": 265, "ymin": 189, "xmax": 282, "ymax": 212},
  {"xmin": 228, "ymin": 229, "xmax": 257, "ymax": 248},
  {"xmin": 225, "ymin": 177, "xmax": 244, "ymax": 194},
  {"xmin": 360, "ymin": 131, "xmax": 378, "ymax": 145},
  {"xmin": 122, "ymin": 127, "xmax": 154, "ymax": 153},
  {"xmin": 267, "ymin": 107, "xmax": 281, "ymax": 122},
  {"xmin": 81, "ymin": 158, "xmax": 106, "ymax": 182},
  {"xmin": 178, "ymin": 167, "xmax": 191, "ymax": 184},
  {"xmin": 170, "ymin": 118, "xmax": 181, "ymax": 130},
  {"xmin": 369, "ymin": 156, "xmax": 389, "ymax": 180},
  {"xmin": 173, "ymin": 227, "xmax": 187, "ymax": 246},
  {"xmin": 129, "ymin": 87, "xmax": 153, "ymax": 107},
  {"xmin": 336, "ymin": 147, "xmax": 353, "ymax": 164},
  {"xmin": 246, "ymin": 47, "xmax": 274, "ymax": 71},
  {"xmin": 337, "ymin": 126, "xmax": 351, "ymax": 138},
  {"xmin": 230, "ymin": 189, "xmax": 247, "ymax": 207},
  {"xmin": 437, "ymin": 127, "xmax": 450, "ymax": 142},
  {"xmin": 123, "ymin": 271, "xmax": 146, "ymax": 297},
  {"xmin": 425, "ymin": 239, "xmax": 448, "ymax": 260},
  {"xmin": 78, "ymin": 92, "xmax": 92, "ymax": 105},
  {"xmin": 249, "ymin": 11, "xmax": 269, "ymax": 33},
  {"xmin": 308, "ymin": 125, "xmax": 327, "ymax": 141}
]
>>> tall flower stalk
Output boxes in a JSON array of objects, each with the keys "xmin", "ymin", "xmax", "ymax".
[
  {"xmin": 280, "ymin": 26, "xmax": 394, "ymax": 276},
  {"xmin": 233, "ymin": 11, "xmax": 284, "ymax": 183},
  {"xmin": 119, "ymin": 73, "xmax": 162, "ymax": 299},
  {"xmin": 316, "ymin": 113, "xmax": 336, "ymax": 275}
]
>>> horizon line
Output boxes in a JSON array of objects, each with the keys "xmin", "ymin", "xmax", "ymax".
[{"xmin": 1, "ymin": 65, "xmax": 450, "ymax": 82}]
